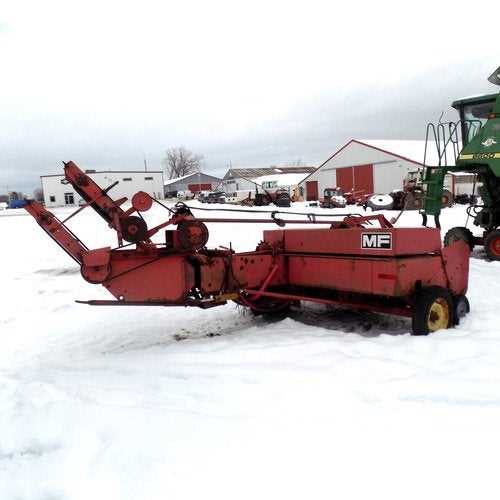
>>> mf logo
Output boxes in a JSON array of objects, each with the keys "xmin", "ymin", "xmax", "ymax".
[{"xmin": 361, "ymin": 232, "xmax": 392, "ymax": 250}]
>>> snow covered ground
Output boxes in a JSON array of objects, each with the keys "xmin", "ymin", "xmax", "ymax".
[{"xmin": 2, "ymin": 202, "xmax": 500, "ymax": 500}]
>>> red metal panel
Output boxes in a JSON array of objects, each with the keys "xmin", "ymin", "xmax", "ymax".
[
  {"xmin": 188, "ymin": 183, "xmax": 212, "ymax": 193},
  {"xmin": 442, "ymin": 240, "xmax": 470, "ymax": 295},
  {"xmin": 287, "ymin": 255, "xmax": 448, "ymax": 297},
  {"xmin": 336, "ymin": 167, "xmax": 353, "ymax": 191},
  {"xmin": 281, "ymin": 227, "xmax": 442, "ymax": 257},
  {"xmin": 105, "ymin": 254, "xmax": 195, "ymax": 303},
  {"xmin": 306, "ymin": 181, "xmax": 318, "ymax": 200},
  {"xmin": 231, "ymin": 254, "xmax": 287, "ymax": 288},
  {"xmin": 199, "ymin": 254, "xmax": 286, "ymax": 294},
  {"xmin": 353, "ymin": 164, "xmax": 373, "ymax": 195}
]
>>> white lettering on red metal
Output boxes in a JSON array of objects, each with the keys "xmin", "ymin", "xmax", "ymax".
[{"xmin": 361, "ymin": 233, "xmax": 392, "ymax": 250}]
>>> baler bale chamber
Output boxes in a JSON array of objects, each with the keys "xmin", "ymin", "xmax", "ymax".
[{"xmin": 25, "ymin": 161, "xmax": 471, "ymax": 336}]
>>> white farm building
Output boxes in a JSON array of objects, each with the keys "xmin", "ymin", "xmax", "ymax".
[
  {"xmin": 299, "ymin": 140, "xmax": 475, "ymax": 201},
  {"xmin": 41, "ymin": 170, "xmax": 165, "ymax": 208}
]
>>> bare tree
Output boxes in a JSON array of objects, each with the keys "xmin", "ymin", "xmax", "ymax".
[
  {"xmin": 33, "ymin": 187, "xmax": 44, "ymax": 202},
  {"xmin": 162, "ymin": 147, "xmax": 203, "ymax": 179}
]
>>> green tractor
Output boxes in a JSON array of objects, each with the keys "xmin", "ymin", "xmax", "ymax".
[{"xmin": 422, "ymin": 65, "xmax": 500, "ymax": 260}]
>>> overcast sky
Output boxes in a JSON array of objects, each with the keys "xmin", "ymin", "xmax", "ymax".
[{"xmin": 1, "ymin": 0, "xmax": 499, "ymax": 193}]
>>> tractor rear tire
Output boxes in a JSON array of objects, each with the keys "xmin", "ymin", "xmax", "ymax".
[
  {"xmin": 452, "ymin": 295, "xmax": 470, "ymax": 326},
  {"xmin": 484, "ymin": 230, "xmax": 500, "ymax": 261},
  {"xmin": 443, "ymin": 226, "xmax": 474, "ymax": 251},
  {"xmin": 441, "ymin": 189, "xmax": 454, "ymax": 208},
  {"xmin": 411, "ymin": 286, "xmax": 453, "ymax": 336}
]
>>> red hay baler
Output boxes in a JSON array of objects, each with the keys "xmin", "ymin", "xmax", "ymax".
[{"xmin": 25, "ymin": 161, "xmax": 471, "ymax": 335}]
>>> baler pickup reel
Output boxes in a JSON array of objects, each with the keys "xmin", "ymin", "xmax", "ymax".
[{"xmin": 25, "ymin": 161, "xmax": 471, "ymax": 335}]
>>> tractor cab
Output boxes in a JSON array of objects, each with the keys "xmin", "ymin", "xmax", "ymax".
[
  {"xmin": 451, "ymin": 93, "xmax": 497, "ymax": 146},
  {"xmin": 451, "ymin": 66, "xmax": 500, "ymax": 147}
]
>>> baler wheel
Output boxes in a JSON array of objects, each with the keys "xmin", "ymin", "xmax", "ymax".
[
  {"xmin": 412, "ymin": 286, "xmax": 453, "ymax": 335},
  {"xmin": 484, "ymin": 230, "xmax": 500, "ymax": 261},
  {"xmin": 241, "ymin": 296, "xmax": 291, "ymax": 317},
  {"xmin": 443, "ymin": 226, "xmax": 474, "ymax": 251},
  {"xmin": 452, "ymin": 295, "xmax": 470, "ymax": 326}
]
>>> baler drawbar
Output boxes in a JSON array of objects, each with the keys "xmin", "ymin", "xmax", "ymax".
[{"xmin": 26, "ymin": 161, "xmax": 471, "ymax": 335}]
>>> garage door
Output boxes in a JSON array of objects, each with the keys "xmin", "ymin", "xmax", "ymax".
[
  {"xmin": 306, "ymin": 181, "xmax": 318, "ymax": 200},
  {"xmin": 353, "ymin": 165, "xmax": 373, "ymax": 195},
  {"xmin": 335, "ymin": 165, "xmax": 373, "ymax": 194},
  {"xmin": 336, "ymin": 167, "xmax": 353, "ymax": 192},
  {"xmin": 188, "ymin": 183, "xmax": 212, "ymax": 193}
]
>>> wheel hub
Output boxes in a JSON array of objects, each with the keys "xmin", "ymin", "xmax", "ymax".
[{"xmin": 427, "ymin": 298, "xmax": 450, "ymax": 332}]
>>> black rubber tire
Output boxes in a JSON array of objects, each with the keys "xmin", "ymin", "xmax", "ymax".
[
  {"xmin": 484, "ymin": 230, "xmax": 500, "ymax": 261},
  {"xmin": 247, "ymin": 297, "xmax": 291, "ymax": 317},
  {"xmin": 441, "ymin": 189, "xmax": 454, "ymax": 208},
  {"xmin": 452, "ymin": 295, "xmax": 470, "ymax": 326},
  {"xmin": 411, "ymin": 286, "xmax": 454, "ymax": 336},
  {"xmin": 443, "ymin": 226, "xmax": 475, "ymax": 251}
]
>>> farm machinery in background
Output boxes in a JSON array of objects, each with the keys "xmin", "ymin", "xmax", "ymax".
[
  {"xmin": 24, "ymin": 161, "xmax": 470, "ymax": 335},
  {"xmin": 366, "ymin": 170, "xmax": 454, "ymax": 212},
  {"xmin": 315, "ymin": 187, "xmax": 370, "ymax": 209},
  {"xmin": 252, "ymin": 188, "xmax": 292, "ymax": 207},
  {"xmin": 315, "ymin": 172, "xmax": 452, "ymax": 213},
  {"xmin": 236, "ymin": 179, "xmax": 296, "ymax": 207},
  {"xmin": 422, "ymin": 65, "xmax": 500, "ymax": 260}
]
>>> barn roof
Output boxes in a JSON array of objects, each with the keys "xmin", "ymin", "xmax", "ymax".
[
  {"xmin": 224, "ymin": 166, "xmax": 315, "ymax": 180},
  {"xmin": 357, "ymin": 140, "xmax": 457, "ymax": 167},
  {"xmin": 164, "ymin": 171, "xmax": 221, "ymax": 186}
]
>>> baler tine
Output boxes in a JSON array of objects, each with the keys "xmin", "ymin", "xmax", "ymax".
[{"xmin": 25, "ymin": 161, "xmax": 471, "ymax": 335}]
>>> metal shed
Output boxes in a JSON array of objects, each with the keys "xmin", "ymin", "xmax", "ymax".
[{"xmin": 164, "ymin": 172, "xmax": 222, "ymax": 197}]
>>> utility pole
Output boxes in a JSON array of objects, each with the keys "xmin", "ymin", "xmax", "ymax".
[{"xmin": 143, "ymin": 155, "xmax": 148, "ymax": 172}]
